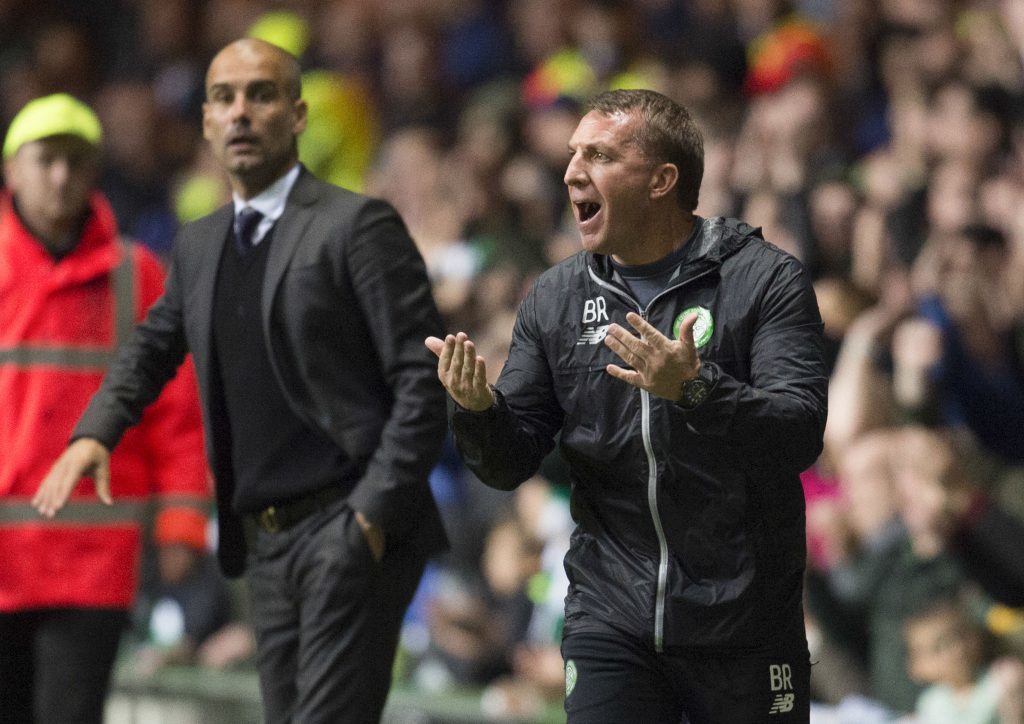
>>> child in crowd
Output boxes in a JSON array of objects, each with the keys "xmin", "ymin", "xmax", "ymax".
[{"xmin": 904, "ymin": 596, "xmax": 1024, "ymax": 724}]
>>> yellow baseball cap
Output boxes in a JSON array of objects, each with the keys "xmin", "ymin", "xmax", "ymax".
[
  {"xmin": 247, "ymin": 11, "xmax": 310, "ymax": 59},
  {"xmin": 3, "ymin": 93, "xmax": 103, "ymax": 159}
]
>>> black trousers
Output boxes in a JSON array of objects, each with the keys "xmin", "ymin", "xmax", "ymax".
[
  {"xmin": 246, "ymin": 500, "xmax": 426, "ymax": 723},
  {"xmin": 562, "ymin": 629, "xmax": 811, "ymax": 724},
  {"xmin": 0, "ymin": 607, "xmax": 127, "ymax": 724}
]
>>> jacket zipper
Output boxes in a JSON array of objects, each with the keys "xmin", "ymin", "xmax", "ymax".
[
  {"xmin": 586, "ymin": 263, "xmax": 717, "ymax": 653},
  {"xmin": 639, "ymin": 379, "xmax": 668, "ymax": 652}
]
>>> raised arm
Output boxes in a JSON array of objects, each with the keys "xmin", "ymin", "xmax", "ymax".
[{"xmin": 428, "ymin": 287, "xmax": 564, "ymax": 490}]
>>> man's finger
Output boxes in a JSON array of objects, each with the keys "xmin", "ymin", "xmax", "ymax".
[
  {"xmin": 624, "ymin": 312, "xmax": 666, "ymax": 345},
  {"xmin": 675, "ymin": 312, "xmax": 699, "ymax": 341},
  {"xmin": 604, "ymin": 331, "xmax": 645, "ymax": 370},
  {"xmin": 95, "ymin": 460, "xmax": 112, "ymax": 506},
  {"xmin": 436, "ymin": 334, "xmax": 457, "ymax": 375},
  {"xmin": 32, "ymin": 464, "xmax": 73, "ymax": 518},
  {"xmin": 427, "ymin": 335, "xmax": 457, "ymax": 385},
  {"xmin": 606, "ymin": 363, "xmax": 641, "ymax": 387},
  {"xmin": 449, "ymin": 333, "xmax": 467, "ymax": 380},
  {"xmin": 605, "ymin": 323, "xmax": 638, "ymax": 348},
  {"xmin": 461, "ymin": 341, "xmax": 478, "ymax": 387},
  {"xmin": 424, "ymin": 336, "xmax": 445, "ymax": 357},
  {"xmin": 474, "ymin": 357, "xmax": 488, "ymax": 392},
  {"xmin": 30, "ymin": 463, "xmax": 54, "ymax": 509},
  {"xmin": 469, "ymin": 355, "xmax": 491, "ymax": 404}
]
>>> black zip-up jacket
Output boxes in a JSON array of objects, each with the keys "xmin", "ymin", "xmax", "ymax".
[{"xmin": 452, "ymin": 217, "xmax": 827, "ymax": 651}]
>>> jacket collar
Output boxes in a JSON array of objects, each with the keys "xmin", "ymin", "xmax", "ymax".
[
  {"xmin": 0, "ymin": 191, "xmax": 122, "ymax": 292},
  {"xmin": 587, "ymin": 215, "xmax": 762, "ymax": 281}
]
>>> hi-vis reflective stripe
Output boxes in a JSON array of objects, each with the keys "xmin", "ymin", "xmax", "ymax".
[
  {"xmin": 0, "ymin": 241, "xmax": 135, "ymax": 370},
  {"xmin": 0, "ymin": 500, "xmax": 146, "ymax": 524},
  {"xmin": 0, "ymin": 347, "xmax": 114, "ymax": 369}
]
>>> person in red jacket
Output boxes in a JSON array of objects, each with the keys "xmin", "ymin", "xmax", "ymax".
[{"xmin": 0, "ymin": 93, "xmax": 209, "ymax": 724}]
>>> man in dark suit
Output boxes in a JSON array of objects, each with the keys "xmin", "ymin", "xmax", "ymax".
[{"xmin": 34, "ymin": 38, "xmax": 448, "ymax": 722}]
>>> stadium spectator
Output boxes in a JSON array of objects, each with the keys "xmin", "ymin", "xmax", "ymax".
[
  {"xmin": 904, "ymin": 596, "xmax": 1024, "ymax": 724},
  {"xmin": 0, "ymin": 93, "xmax": 208, "ymax": 724}
]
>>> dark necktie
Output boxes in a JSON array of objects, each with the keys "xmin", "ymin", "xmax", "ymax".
[{"xmin": 233, "ymin": 207, "xmax": 263, "ymax": 254}]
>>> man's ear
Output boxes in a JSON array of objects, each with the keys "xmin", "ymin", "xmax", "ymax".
[
  {"xmin": 201, "ymin": 103, "xmax": 213, "ymax": 143},
  {"xmin": 649, "ymin": 163, "xmax": 679, "ymax": 201},
  {"xmin": 292, "ymin": 98, "xmax": 308, "ymax": 136}
]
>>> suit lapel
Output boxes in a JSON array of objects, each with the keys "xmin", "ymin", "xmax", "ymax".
[
  {"xmin": 190, "ymin": 205, "xmax": 233, "ymax": 379},
  {"xmin": 261, "ymin": 169, "xmax": 319, "ymax": 331}
]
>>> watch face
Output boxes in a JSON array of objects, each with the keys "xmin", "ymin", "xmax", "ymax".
[{"xmin": 681, "ymin": 378, "xmax": 709, "ymax": 407}]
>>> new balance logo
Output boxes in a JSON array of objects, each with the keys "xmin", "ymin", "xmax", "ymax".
[
  {"xmin": 768, "ymin": 693, "xmax": 795, "ymax": 714},
  {"xmin": 576, "ymin": 325, "xmax": 609, "ymax": 345},
  {"xmin": 768, "ymin": 663, "xmax": 795, "ymax": 715}
]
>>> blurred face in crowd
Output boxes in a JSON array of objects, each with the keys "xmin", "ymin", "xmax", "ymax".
[
  {"xmin": 905, "ymin": 606, "xmax": 980, "ymax": 690},
  {"xmin": 4, "ymin": 135, "xmax": 98, "ymax": 253},
  {"xmin": 564, "ymin": 109, "xmax": 676, "ymax": 265},
  {"xmin": 837, "ymin": 433, "xmax": 899, "ymax": 541},
  {"xmin": 891, "ymin": 428, "xmax": 968, "ymax": 549},
  {"xmin": 202, "ymin": 39, "xmax": 306, "ymax": 199}
]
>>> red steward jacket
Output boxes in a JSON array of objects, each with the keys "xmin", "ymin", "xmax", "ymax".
[{"xmin": 0, "ymin": 191, "xmax": 208, "ymax": 610}]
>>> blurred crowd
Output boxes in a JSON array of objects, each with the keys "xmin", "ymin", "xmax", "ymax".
[{"xmin": 4, "ymin": 0, "xmax": 1024, "ymax": 720}]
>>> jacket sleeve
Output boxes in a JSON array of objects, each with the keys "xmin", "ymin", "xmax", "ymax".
[
  {"xmin": 681, "ymin": 254, "xmax": 828, "ymax": 472},
  {"xmin": 342, "ymin": 200, "xmax": 448, "ymax": 538},
  {"xmin": 129, "ymin": 247, "xmax": 210, "ymax": 509},
  {"xmin": 450, "ymin": 285, "xmax": 563, "ymax": 490},
  {"xmin": 73, "ymin": 240, "xmax": 191, "ymax": 450},
  {"xmin": 135, "ymin": 357, "xmax": 210, "ymax": 509}
]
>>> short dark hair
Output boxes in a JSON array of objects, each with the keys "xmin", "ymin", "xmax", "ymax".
[
  {"xmin": 586, "ymin": 89, "xmax": 704, "ymax": 212},
  {"xmin": 902, "ymin": 594, "xmax": 979, "ymax": 641}
]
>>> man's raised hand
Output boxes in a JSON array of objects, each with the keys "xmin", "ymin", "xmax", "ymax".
[
  {"xmin": 604, "ymin": 311, "xmax": 701, "ymax": 400},
  {"xmin": 425, "ymin": 333, "xmax": 495, "ymax": 412}
]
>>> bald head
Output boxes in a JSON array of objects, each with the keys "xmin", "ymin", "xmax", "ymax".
[{"xmin": 208, "ymin": 38, "xmax": 303, "ymax": 102}]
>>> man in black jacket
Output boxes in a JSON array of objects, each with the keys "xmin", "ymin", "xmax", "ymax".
[
  {"xmin": 427, "ymin": 89, "xmax": 827, "ymax": 723},
  {"xmin": 35, "ymin": 38, "xmax": 447, "ymax": 722}
]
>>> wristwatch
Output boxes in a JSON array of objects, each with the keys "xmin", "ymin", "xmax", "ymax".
[{"xmin": 677, "ymin": 362, "xmax": 718, "ymax": 409}]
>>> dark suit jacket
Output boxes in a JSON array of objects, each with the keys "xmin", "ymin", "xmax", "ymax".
[{"xmin": 75, "ymin": 168, "xmax": 448, "ymax": 576}]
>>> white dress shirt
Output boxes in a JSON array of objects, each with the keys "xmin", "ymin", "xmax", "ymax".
[{"xmin": 231, "ymin": 164, "xmax": 301, "ymax": 246}]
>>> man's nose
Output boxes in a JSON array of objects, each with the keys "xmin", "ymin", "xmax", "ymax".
[
  {"xmin": 228, "ymin": 95, "xmax": 251, "ymax": 123},
  {"xmin": 48, "ymin": 158, "xmax": 72, "ymax": 186},
  {"xmin": 564, "ymin": 154, "xmax": 586, "ymax": 187}
]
